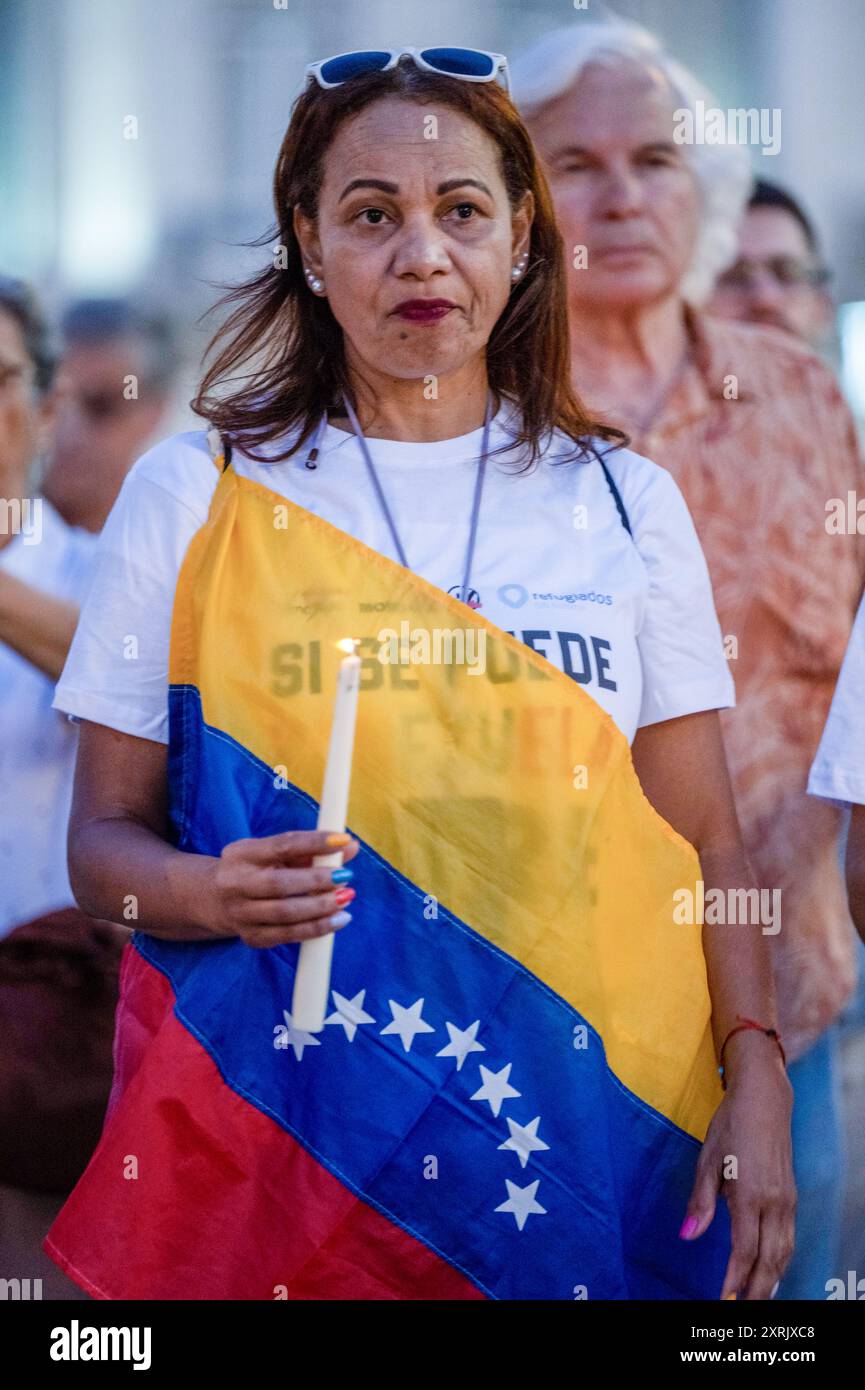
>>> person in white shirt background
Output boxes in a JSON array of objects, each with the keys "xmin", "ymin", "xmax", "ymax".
[
  {"xmin": 810, "ymin": 592, "xmax": 865, "ymax": 945},
  {"xmin": 0, "ymin": 277, "xmax": 122, "ymax": 1299},
  {"xmin": 48, "ymin": 47, "xmax": 794, "ymax": 1299}
]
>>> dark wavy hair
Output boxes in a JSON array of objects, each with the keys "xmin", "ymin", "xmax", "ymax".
[{"xmin": 190, "ymin": 59, "xmax": 626, "ymax": 470}]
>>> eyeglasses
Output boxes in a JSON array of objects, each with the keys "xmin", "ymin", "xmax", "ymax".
[
  {"xmin": 718, "ymin": 256, "xmax": 831, "ymax": 291},
  {"xmin": 305, "ymin": 47, "xmax": 511, "ymax": 97}
]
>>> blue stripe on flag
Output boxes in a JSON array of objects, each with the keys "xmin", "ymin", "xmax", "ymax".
[{"xmin": 153, "ymin": 685, "xmax": 730, "ymax": 1299}]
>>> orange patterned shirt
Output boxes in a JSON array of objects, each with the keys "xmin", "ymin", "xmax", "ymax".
[{"xmin": 626, "ymin": 310, "xmax": 865, "ymax": 1061}]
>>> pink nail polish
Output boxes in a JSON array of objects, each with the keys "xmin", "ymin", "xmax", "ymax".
[{"xmin": 679, "ymin": 1216, "xmax": 699, "ymax": 1239}]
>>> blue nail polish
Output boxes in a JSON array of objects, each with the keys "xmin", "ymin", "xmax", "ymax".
[{"xmin": 331, "ymin": 867, "xmax": 354, "ymax": 884}]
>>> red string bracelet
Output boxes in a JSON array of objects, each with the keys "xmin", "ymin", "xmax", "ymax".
[{"xmin": 718, "ymin": 1015, "xmax": 786, "ymax": 1091}]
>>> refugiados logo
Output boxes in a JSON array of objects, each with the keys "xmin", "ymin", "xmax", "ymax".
[{"xmin": 497, "ymin": 584, "xmax": 613, "ymax": 609}]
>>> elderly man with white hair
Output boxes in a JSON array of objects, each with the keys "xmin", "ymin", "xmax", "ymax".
[{"xmin": 513, "ymin": 15, "xmax": 865, "ymax": 1299}]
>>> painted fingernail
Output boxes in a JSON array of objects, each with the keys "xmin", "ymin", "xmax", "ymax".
[
  {"xmin": 331, "ymin": 868, "xmax": 354, "ymax": 884},
  {"xmin": 329, "ymin": 911, "xmax": 352, "ymax": 929},
  {"xmin": 326, "ymin": 833, "xmax": 351, "ymax": 848},
  {"xmin": 679, "ymin": 1216, "xmax": 699, "ymax": 1239},
  {"xmin": 333, "ymin": 887, "xmax": 355, "ymax": 906}
]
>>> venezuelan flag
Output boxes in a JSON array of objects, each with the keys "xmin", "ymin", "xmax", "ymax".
[{"xmin": 45, "ymin": 449, "xmax": 730, "ymax": 1299}]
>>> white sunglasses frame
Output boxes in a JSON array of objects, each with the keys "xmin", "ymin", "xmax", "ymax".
[{"xmin": 305, "ymin": 46, "xmax": 511, "ymax": 98}]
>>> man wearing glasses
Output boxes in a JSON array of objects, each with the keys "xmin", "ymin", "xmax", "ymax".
[
  {"xmin": 709, "ymin": 179, "xmax": 834, "ymax": 349},
  {"xmin": 42, "ymin": 299, "xmax": 179, "ymax": 535}
]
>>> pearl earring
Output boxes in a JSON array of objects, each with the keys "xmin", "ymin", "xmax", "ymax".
[
  {"xmin": 511, "ymin": 252, "xmax": 529, "ymax": 282},
  {"xmin": 305, "ymin": 267, "xmax": 325, "ymax": 294}
]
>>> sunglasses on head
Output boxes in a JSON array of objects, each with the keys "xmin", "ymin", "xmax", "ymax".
[{"xmin": 305, "ymin": 47, "xmax": 511, "ymax": 97}]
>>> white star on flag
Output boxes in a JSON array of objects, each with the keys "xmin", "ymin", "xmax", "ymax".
[
  {"xmin": 324, "ymin": 989, "xmax": 376, "ymax": 1041},
  {"xmin": 436, "ymin": 1019, "xmax": 485, "ymax": 1071},
  {"xmin": 470, "ymin": 1062, "xmax": 520, "ymax": 1117},
  {"xmin": 498, "ymin": 1115, "xmax": 550, "ymax": 1168},
  {"xmin": 380, "ymin": 998, "xmax": 435, "ymax": 1052},
  {"xmin": 495, "ymin": 1178, "xmax": 547, "ymax": 1231},
  {"xmin": 280, "ymin": 1010, "xmax": 322, "ymax": 1061}
]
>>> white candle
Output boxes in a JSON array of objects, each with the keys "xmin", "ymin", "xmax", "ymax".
[{"xmin": 291, "ymin": 640, "xmax": 361, "ymax": 1032}]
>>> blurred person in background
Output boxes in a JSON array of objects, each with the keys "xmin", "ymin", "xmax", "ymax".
[
  {"xmin": 513, "ymin": 15, "xmax": 865, "ymax": 1299},
  {"xmin": 42, "ymin": 298, "xmax": 179, "ymax": 534},
  {"xmin": 0, "ymin": 277, "xmax": 123, "ymax": 1299},
  {"xmin": 709, "ymin": 180, "xmax": 834, "ymax": 350}
]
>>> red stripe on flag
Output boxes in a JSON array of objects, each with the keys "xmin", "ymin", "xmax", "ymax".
[{"xmin": 44, "ymin": 946, "xmax": 486, "ymax": 1301}]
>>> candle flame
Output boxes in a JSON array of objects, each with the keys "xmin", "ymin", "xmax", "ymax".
[{"xmin": 336, "ymin": 637, "xmax": 361, "ymax": 654}]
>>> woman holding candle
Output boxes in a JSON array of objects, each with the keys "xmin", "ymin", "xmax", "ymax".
[{"xmin": 45, "ymin": 48, "xmax": 793, "ymax": 1302}]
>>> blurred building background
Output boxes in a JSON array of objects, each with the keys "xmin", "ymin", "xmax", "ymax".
[
  {"xmin": 2, "ymin": 0, "xmax": 865, "ymax": 423},
  {"xmin": 1, "ymin": 0, "xmax": 864, "ymax": 1272}
]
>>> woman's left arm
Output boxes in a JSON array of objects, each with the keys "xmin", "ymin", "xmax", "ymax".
[{"xmin": 631, "ymin": 708, "xmax": 795, "ymax": 1301}]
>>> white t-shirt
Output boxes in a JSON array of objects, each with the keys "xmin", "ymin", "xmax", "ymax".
[
  {"xmin": 53, "ymin": 399, "xmax": 734, "ymax": 747},
  {"xmin": 809, "ymin": 589, "xmax": 865, "ymax": 808},
  {"xmin": 0, "ymin": 500, "xmax": 96, "ymax": 938}
]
